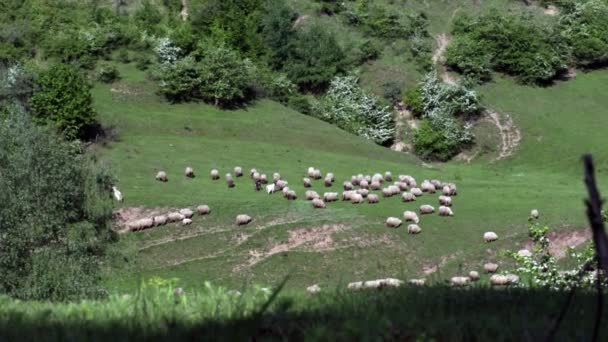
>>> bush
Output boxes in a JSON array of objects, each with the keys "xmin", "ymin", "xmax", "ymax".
[
  {"xmin": 29, "ymin": 64, "xmax": 96, "ymax": 140},
  {"xmin": 403, "ymin": 87, "xmax": 424, "ymax": 118},
  {"xmin": 413, "ymin": 119, "xmax": 460, "ymax": 161},
  {"xmin": 381, "ymin": 81, "xmax": 402, "ymax": 104},
  {"xmin": 134, "ymin": 54, "xmax": 152, "ymax": 71},
  {"xmin": 356, "ymin": 40, "xmax": 381, "ymax": 65},
  {"xmin": 287, "ymin": 95, "xmax": 312, "ymax": 115},
  {"xmin": 559, "ymin": 0, "xmax": 608, "ymax": 68},
  {"xmin": 314, "ymin": 76, "xmax": 394, "ymax": 144},
  {"xmin": 156, "ymin": 56, "xmax": 200, "ymax": 102},
  {"xmin": 117, "ymin": 49, "xmax": 130, "ymax": 63},
  {"xmin": 0, "ymin": 63, "xmax": 35, "ymax": 110},
  {"xmin": 97, "ymin": 63, "xmax": 120, "ymax": 83},
  {"xmin": 446, "ymin": 10, "xmax": 568, "ymax": 84},
  {"xmin": 0, "ymin": 110, "xmax": 114, "ymax": 301}
]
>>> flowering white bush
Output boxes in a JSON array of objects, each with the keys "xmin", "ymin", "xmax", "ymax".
[
  {"xmin": 315, "ymin": 76, "xmax": 395, "ymax": 144},
  {"xmin": 155, "ymin": 37, "xmax": 182, "ymax": 65}
]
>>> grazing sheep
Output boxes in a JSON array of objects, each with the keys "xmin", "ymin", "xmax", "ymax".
[
  {"xmin": 401, "ymin": 192, "xmax": 416, "ymax": 202},
  {"xmin": 155, "ymin": 171, "xmax": 168, "ymax": 182},
  {"xmin": 367, "ymin": 194, "xmax": 379, "ymax": 204},
  {"xmin": 356, "ymin": 189, "xmax": 369, "ymax": 198},
  {"xmin": 326, "ymin": 173, "xmax": 335, "ymax": 182},
  {"xmin": 530, "ymin": 209, "xmax": 540, "ymax": 220},
  {"xmin": 167, "ymin": 212, "xmax": 185, "ymax": 223},
  {"xmin": 490, "ymin": 275, "xmax": 509, "ymax": 286},
  {"xmin": 430, "ymin": 179, "xmax": 442, "ymax": 188},
  {"xmin": 236, "ymin": 214, "xmax": 252, "ymax": 226},
  {"xmin": 182, "ymin": 218, "xmax": 192, "ymax": 225},
  {"xmin": 403, "ymin": 211, "xmax": 420, "ymax": 224},
  {"xmin": 312, "ymin": 169, "xmax": 322, "ymax": 180},
  {"xmin": 303, "ymin": 178, "xmax": 312, "ymax": 188},
  {"xmin": 210, "ymin": 169, "xmax": 220, "ymax": 180},
  {"xmin": 469, "ymin": 271, "xmax": 480, "ymax": 281},
  {"xmin": 306, "ymin": 190, "xmax": 320, "ymax": 200},
  {"xmin": 398, "ymin": 175, "xmax": 407, "ymax": 182},
  {"xmin": 484, "ymin": 263, "xmax": 499, "ymax": 273},
  {"xmin": 439, "ymin": 195, "xmax": 452, "ymax": 206},
  {"xmin": 386, "ymin": 217, "xmax": 402, "ymax": 228},
  {"xmin": 408, "ymin": 279, "xmax": 426, "ymax": 286},
  {"xmin": 234, "ymin": 166, "xmax": 243, "ymax": 177},
  {"xmin": 443, "ymin": 183, "xmax": 457, "ymax": 196},
  {"xmin": 307, "ymin": 284, "xmax": 321, "ymax": 294},
  {"xmin": 284, "ymin": 190, "xmax": 297, "ymax": 200},
  {"xmin": 419, "ymin": 205, "xmax": 435, "ymax": 215},
  {"xmin": 179, "ymin": 208, "xmax": 194, "ymax": 218},
  {"xmin": 282, "ymin": 186, "xmax": 291, "ymax": 195},
  {"xmin": 351, "ymin": 193, "xmax": 364, "ymax": 204},
  {"xmin": 438, "ymin": 206, "xmax": 454, "ymax": 217},
  {"xmin": 343, "ymin": 181, "xmax": 354, "ymax": 191},
  {"xmin": 252, "ymin": 172, "xmax": 261, "ymax": 182},
  {"xmin": 275, "ymin": 180, "xmax": 288, "ymax": 190},
  {"xmin": 384, "ymin": 172, "xmax": 393, "ymax": 182},
  {"xmin": 395, "ymin": 182, "xmax": 409, "ymax": 191},
  {"xmin": 483, "ymin": 232, "xmax": 498, "ymax": 242},
  {"xmin": 409, "ymin": 179, "xmax": 417, "ymax": 188},
  {"xmin": 196, "ymin": 205, "xmax": 210, "ymax": 215},
  {"xmin": 411, "ymin": 187, "xmax": 423, "ymax": 197},
  {"xmin": 421, "ymin": 180, "xmax": 433, "ymax": 192},
  {"xmin": 185, "ymin": 167, "xmax": 195, "ymax": 178},
  {"xmin": 312, "ymin": 198, "xmax": 326, "ymax": 209},
  {"xmin": 364, "ymin": 175, "xmax": 372, "ymax": 183},
  {"xmin": 250, "ymin": 168, "xmax": 257, "ymax": 178},
  {"xmin": 225, "ymin": 173, "xmax": 235, "ymax": 187},
  {"xmin": 407, "ymin": 224, "xmax": 422, "ymax": 234},
  {"xmin": 356, "ymin": 174, "xmax": 365, "ymax": 185},
  {"xmin": 382, "ymin": 187, "xmax": 393, "ymax": 197},
  {"xmin": 517, "ymin": 249, "xmax": 532, "ymax": 258},
  {"xmin": 350, "ymin": 175, "xmax": 359, "ymax": 186},
  {"xmin": 388, "ymin": 185, "xmax": 400, "ymax": 195},
  {"xmin": 372, "ymin": 173, "xmax": 384, "ymax": 184},
  {"xmin": 342, "ymin": 191, "xmax": 355, "ymax": 201},
  {"xmin": 370, "ymin": 181, "xmax": 381, "ymax": 190},
  {"xmin": 307, "ymin": 167, "xmax": 315, "ymax": 178},
  {"xmin": 273, "ymin": 173, "xmax": 281, "ymax": 183},
  {"xmin": 266, "ymin": 183, "xmax": 276, "ymax": 194},
  {"xmin": 450, "ymin": 276, "xmax": 470, "ymax": 287},
  {"xmin": 153, "ymin": 215, "xmax": 168, "ymax": 226},
  {"xmin": 324, "ymin": 192, "xmax": 339, "ymax": 202},
  {"xmin": 360, "ymin": 180, "xmax": 369, "ymax": 189},
  {"xmin": 324, "ymin": 176, "xmax": 333, "ymax": 187},
  {"xmin": 128, "ymin": 218, "xmax": 155, "ymax": 231},
  {"xmin": 348, "ymin": 278, "xmax": 403, "ymax": 290},
  {"xmin": 112, "ymin": 186, "xmax": 123, "ymax": 202},
  {"xmin": 260, "ymin": 174, "xmax": 268, "ymax": 184},
  {"xmin": 506, "ymin": 274, "xmax": 519, "ymax": 284}
]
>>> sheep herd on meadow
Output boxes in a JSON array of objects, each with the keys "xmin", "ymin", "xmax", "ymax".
[{"xmin": 119, "ymin": 165, "xmax": 540, "ymax": 290}]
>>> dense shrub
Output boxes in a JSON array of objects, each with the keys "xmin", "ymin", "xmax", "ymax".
[
  {"xmin": 0, "ymin": 110, "xmax": 115, "ymax": 301},
  {"xmin": 403, "ymin": 87, "xmax": 424, "ymax": 118},
  {"xmin": 156, "ymin": 56, "xmax": 200, "ymax": 102},
  {"xmin": 446, "ymin": 10, "xmax": 568, "ymax": 84},
  {"xmin": 381, "ymin": 81, "xmax": 402, "ymax": 104},
  {"xmin": 287, "ymin": 95, "xmax": 313, "ymax": 115},
  {"xmin": 261, "ymin": 0, "xmax": 296, "ymax": 70},
  {"xmin": 314, "ymin": 76, "xmax": 394, "ymax": 144},
  {"xmin": 0, "ymin": 63, "xmax": 34, "ymax": 110},
  {"xmin": 558, "ymin": 0, "xmax": 608, "ymax": 68},
  {"xmin": 29, "ymin": 64, "xmax": 96, "ymax": 140},
  {"xmin": 97, "ymin": 63, "xmax": 120, "ymax": 83}
]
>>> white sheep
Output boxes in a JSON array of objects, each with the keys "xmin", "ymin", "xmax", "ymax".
[
  {"xmin": 382, "ymin": 187, "xmax": 393, "ymax": 197},
  {"xmin": 252, "ymin": 172, "xmax": 261, "ymax": 182},
  {"xmin": 367, "ymin": 194, "xmax": 379, "ymax": 204},
  {"xmin": 517, "ymin": 249, "xmax": 532, "ymax": 258},
  {"xmin": 401, "ymin": 192, "xmax": 416, "ymax": 202},
  {"xmin": 307, "ymin": 284, "xmax": 321, "ymax": 294},
  {"xmin": 236, "ymin": 214, "xmax": 252, "ymax": 226},
  {"xmin": 370, "ymin": 181, "xmax": 381, "ymax": 191},
  {"xmin": 182, "ymin": 218, "xmax": 192, "ymax": 225},
  {"xmin": 408, "ymin": 279, "xmax": 426, "ymax": 287},
  {"xmin": 450, "ymin": 276, "xmax": 470, "ymax": 287},
  {"xmin": 312, "ymin": 169, "xmax": 322, "ymax": 180},
  {"xmin": 326, "ymin": 173, "xmax": 335, "ymax": 182},
  {"xmin": 407, "ymin": 224, "xmax": 421, "ymax": 234},
  {"xmin": 421, "ymin": 180, "xmax": 434, "ymax": 192},
  {"xmin": 282, "ymin": 186, "xmax": 291, "ymax": 195},
  {"xmin": 343, "ymin": 181, "xmax": 354, "ymax": 191},
  {"xmin": 226, "ymin": 173, "xmax": 235, "ymax": 188},
  {"xmin": 154, "ymin": 215, "xmax": 168, "ymax": 226},
  {"xmin": 483, "ymin": 232, "xmax": 498, "ymax": 242},
  {"xmin": 128, "ymin": 218, "xmax": 154, "ymax": 231},
  {"xmin": 419, "ymin": 205, "xmax": 435, "ymax": 215},
  {"xmin": 266, "ymin": 183, "xmax": 276, "ymax": 194},
  {"xmin": 196, "ymin": 205, "xmax": 210, "ymax": 215},
  {"xmin": 348, "ymin": 278, "xmax": 403, "ymax": 290},
  {"xmin": 324, "ymin": 176, "xmax": 333, "ymax": 187},
  {"xmin": 438, "ymin": 195, "xmax": 452, "ymax": 207},
  {"xmin": 364, "ymin": 175, "xmax": 372, "ymax": 183},
  {"xmin": 112, "ymin": 186, "xmax": 123, "ymax": 202},
  {"xmin": 430, "ymin": 179, "xmax": 442, "ymax": 188},
  {"xmin": 372, "ymin": 173, "xmax": 384, "ymax": 184},
  {"xmin": 179, "ymin": 208, "xmax": 194, "ymax": 218},
  {"xmin": 312, "ymin": 198, "xmax": 326, "ymax": 209},
  {"xmin": 386, "ymin": 217, "xmax": 402, "ymax": 228},
  {"xmin": 442, "ymin": 183, "xmax": 458, "ymax": 196},
  {"xmin": 307, "ymin": 167, "xmax": 315, "ymax": 178},
  {"xmin": 306, "ymin": 190, "xmax": 320, "ymax": 200},
  {"xmin": 384, "ymin": 172, "xmax": 393, "ymax": 182},
  {"xmin": 411, "ymin": 187, "xmax": 423, "ymax": 197},
  {"xmin": 490, "ymin": 274, "xmax": 508, "ymax": 286},
  {"xmin": 530, "ymin": 209, "xmax": 540, "ymax": 220},
  {"xmin": 388, "ymin": 185, "xmax": 400, "ymax": 195},
  {"xmin": 250, "ymin": 168, "xmax": 257, "ymax": 178},
  {"xmin": 185, "ymin": 167, "xmax": 195, "ymax": 178},
  {"xmin": 210, "ymin": 169, "xmax": 220, "ymax": 180},
  {"xmin": 342, "ymin": 190, "xmax": 355, "ymax": 201},
  {"xmin": 356, "ymin": 189, "xmax": 369, "ymax": 198},
  {"xmin": 260, "ymin": 174, "xmax": 268, "ymax": 184},
  {"xmin": 350, "ymin": 175, "xmax": 359, "ymax": 186},
  {"xmin": 351, "ymin": 193, "xmax": 364, "ymax": 204},
  {"xmin": 284, "ymin": 190, "xmax": 297, "ymax": 200},
  {"xmin": 168, "ymin": 212, "xmax": 185, "ymax": 222},
  {"xmin": 484, "ymin": 263, "xmax": 499, "ymax": 273},
  {"xmin": 275, "ymin": 180, "xmax": 288, "ymax": 190},
  {"xmin": 155, "ymin": 171, "xmax": 168, "ymax": 182},
  {"xmin": 359, "ymin": 180, "xmax": 369, "ymax": 189},
  {"xmin": 469, "ymin": 271, "xmax": 480, "ymax": 281},
  {"xmin": 403, "ymin": 211, "xmax": 420, "ymax": 224},
  {"xmin": 395, "ymin": 182, "xmax": 409, "ymax": 191},
  {"xmin": 273, "ymin": 172, "xmax": 281, "ymax": 183},
  {"xmin": 323, "ymin": 192, "xmax": 339, "ymax": 202},
  {"xmin": 234, "ymin": 166, "xmax": 243, "ymax": 177},
  {"xmin": 438, "ymin": 206, "xmax": 454, "ymax": 217}
]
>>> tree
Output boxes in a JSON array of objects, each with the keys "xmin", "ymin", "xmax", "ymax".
[
  {"xmin": 284, "ymin": 24, "xmax": 344, "ymax": 91},
  {"xmin": 29, "ymin": 64, "xmax": 96, "ymax": 140},
  {"xmin": 0, "ymin": 110, "xmax": 115, "ymax": 301},
  {"xmin": 261, "ymin": 0, "xmax": 295, "ymax": 70}
]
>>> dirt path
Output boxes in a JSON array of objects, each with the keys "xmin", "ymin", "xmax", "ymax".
[
  {"xmin": 485, "ymin": 110, "xmax": 521, "ymax": 161},
  {"xmin": 432, "ymin": 34, "xmax": 456, "ymax": 85},
  {"xmin": 390, "ymin": 103, "xmax": 418, "ymax": 152}
]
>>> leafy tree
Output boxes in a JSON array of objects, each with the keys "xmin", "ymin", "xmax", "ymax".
[
  {"xmin": 559, "ymin": 0, "xmax": 608, "ymax": 68},
  {"xmin": 156, "ymin": 56, "xmax": 200, "ymax": 102},
  {"xmin": 261, "ymin": 0, "xmax": 295, "ymax": 70},
  {"xmin": 29, "ymin": 64, "xmax": 96, "ymax": 140},
  {"xmin": 97, "ymin": 62, "xmax": 120, "ymax": 83},
  {"xmin": 0, "ymin": 110, "xmax": 115, "ymax": 301},
  {"xmin": 284, "ymin": 24, "xmax": 344, "ymax": 91}
]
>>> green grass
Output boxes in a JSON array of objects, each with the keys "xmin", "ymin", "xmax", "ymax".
[{"xmin": 95, "ymin": 62, "xmax": 608, "ymax": 294}]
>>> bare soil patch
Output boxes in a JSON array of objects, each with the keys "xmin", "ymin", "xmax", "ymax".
[{"xmin": 522, "ymin": 228, "xmax": 592, "ymax": 259}]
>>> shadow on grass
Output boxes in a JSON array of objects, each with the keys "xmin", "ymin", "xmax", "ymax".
[{"xmin": 1, "ymin": 286, "xmax": 606, "ymax": 341}]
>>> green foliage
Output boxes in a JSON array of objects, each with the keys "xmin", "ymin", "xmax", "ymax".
[
  {"xmin": 134, "ymin": 0, "xmax": 165, "ymax": 36},
  {"xmin": 403, "ymin": 87, "xmax": 424, "ymax": 118},
  {"xmin": 355, "ymin": 40, "xmax": 381, "ymax": 65},
  {"xmin": 134, "ymin": 54, "xmax": 152, "ymax": 71},
  {"xmin": 446, "ymin": 10, "xmax": 568, "ymax": 84},
  {"xmin": 559, "ymin": 0, "xmax": 608, "ymax": 68},
  {"xmin": 413, "ymin": 119, "xmax": 462, "ymax": 161},
  {"xmin": 0, "ymin": 110, "xmax": 115, "ymax": 301},
  {"xmin": 261, "ymin": 0, "xmax": 295, "ymax": 70},
  {"xmin": 287, "ymin": 95, "xmax": 313, "ymax": 115},
  {"xmin": 284, "ymin": 24, "xmax": 345, "ymax": 91},
  {"xmin": 0, "ymin": 63, "xmax": 34, "ymax": 110},
  {"xmin": 156, "ymin": 56, "xmax": 200, "ymax": 102},
  {"xmin": 347, "ymin": 3, "xmax": 406, "ymax": 39},
  {"xmin": 117, "ymin": 49, "xmax": 130, "ymax": 64},
  {"xmin": 97, "ymin": 63, "xmax": 120, "ymax": 83},
  {"xmin": 381, "ymin": 81, "xmax": 402, "ymax": 104},
  {"xmin": 29, "ymin": 64, "xmax": 96, "ymax": 140},
  {"xmin": 314, "ymin": 76, "xmax": 395, "ymax": 144}
]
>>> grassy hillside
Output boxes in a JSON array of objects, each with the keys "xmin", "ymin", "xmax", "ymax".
[{"xmin": 96, "ymin": 63, "xmax": 608, "ymax": 293}]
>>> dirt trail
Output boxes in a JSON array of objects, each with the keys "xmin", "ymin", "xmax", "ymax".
[
  {"xmin": 485, "ymin": 111, "xmax": 521, "ymax": 161},
  {"xmin": 391, "ymin": 103, "xmax": 418, "ymax": 152},
  {"xmin": 432, "ymin": 34, "xmax": 456, "ymax": 85}
]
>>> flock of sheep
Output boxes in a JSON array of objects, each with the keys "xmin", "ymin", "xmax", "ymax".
[{"xmin": 120, "ymin": 165, "xmax": 540, "ymax": 289}]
